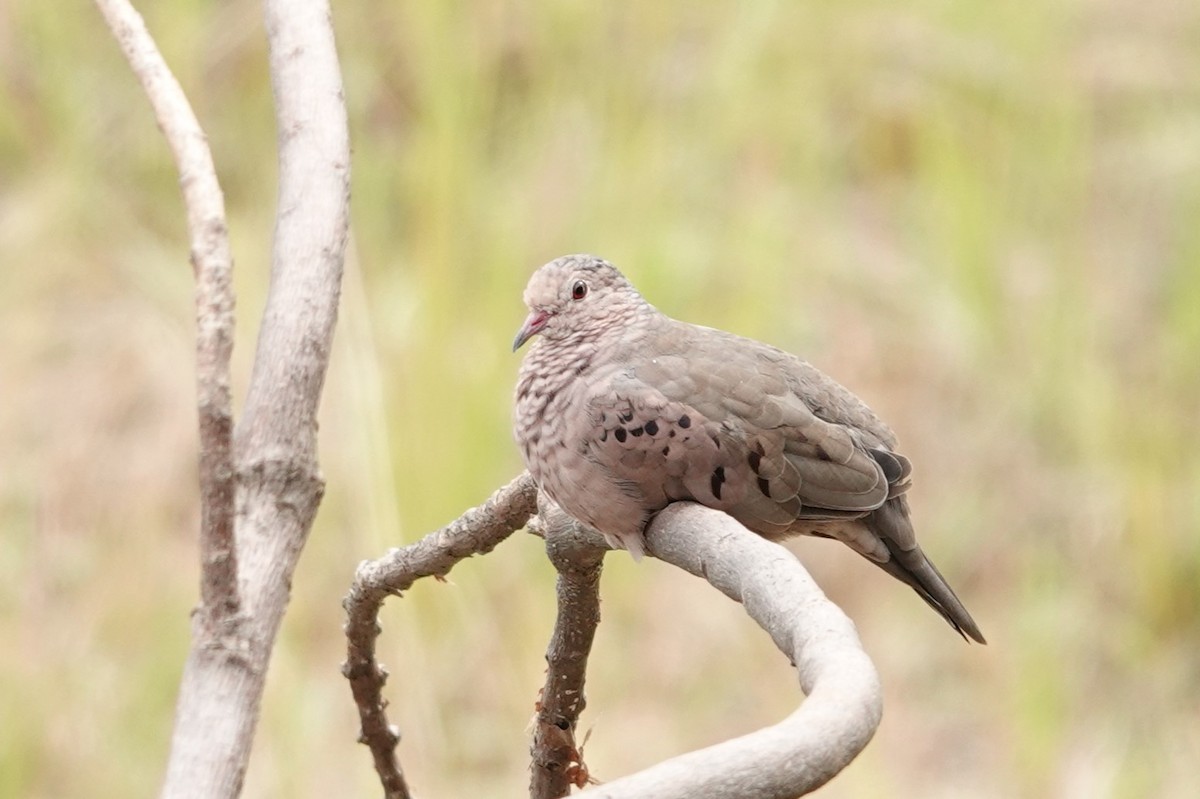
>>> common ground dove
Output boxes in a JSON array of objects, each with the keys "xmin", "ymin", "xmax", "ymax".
[{"xmin": 513, "ymin": 254, "xmax": 985, "ymax": 643}]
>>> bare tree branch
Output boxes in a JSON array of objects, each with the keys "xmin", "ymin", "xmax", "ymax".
[
  {"xmin": 343, "ymin": 473, "xmax": 540, "ymax": 799},
  {"xmin": 576, "ymin": 502, "xmax": 883, "ymax": 799},
  {"xmin": 529, "ymin": 502, "xmax": 606, "ymax": 799},
  {"xmin": 93, "ymin": 0, "xmax": 239, "ymax": 618},
  {"xmin": 94, "ymin": 0, "xmax": 353, "ymax": 795},
  {"xmin": 350, "ymin": 487, "xmax": 879, "ymax": 798}
]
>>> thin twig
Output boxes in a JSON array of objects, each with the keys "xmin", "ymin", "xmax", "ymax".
[
  {"xmin": 343, "ymin": 472, "xmax": 540, "ymax": 799},
  {"xmin": 530, "ymin": 503, "xmax": 606, "ymax": 799},
  {"xmin": 93, "ymin": 0, "xmax": 238, "ymax": 620}
]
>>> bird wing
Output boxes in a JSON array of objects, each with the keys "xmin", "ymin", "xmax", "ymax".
[{"xmin": 581, "ymin": 325, "xmax": 905, "ymax": 536}]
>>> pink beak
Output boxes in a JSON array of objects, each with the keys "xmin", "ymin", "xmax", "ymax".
[{"xmin": 512, "ymin": 310, "xmax": 549, "ymax": 351}]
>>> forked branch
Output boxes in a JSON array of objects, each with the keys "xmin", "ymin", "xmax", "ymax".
[
  {"xmin": 97, "ymin": 0, "xmax": 350, "ymax": 796},
  {"xmin": 348, "ymin": 487, "xmax": 881, "ymax": 799}
]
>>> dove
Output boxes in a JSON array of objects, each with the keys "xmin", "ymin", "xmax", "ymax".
[{"xmin": 513, "ymin": 254, "xmax": 985, "ymax": 643}]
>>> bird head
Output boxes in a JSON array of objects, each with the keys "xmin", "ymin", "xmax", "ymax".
[{"xmin": 512, "ymin": 254, "xmax": 647, "ymax": 351}]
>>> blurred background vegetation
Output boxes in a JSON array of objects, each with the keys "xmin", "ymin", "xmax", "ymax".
[{"xmin": 2, "ymin": 0, "xmax": 1198, "ymax": 796}]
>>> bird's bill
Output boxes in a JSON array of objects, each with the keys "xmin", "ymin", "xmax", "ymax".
[{"xmin": 512, "ymin": 310, "xmax": 549, "ymax": 351}]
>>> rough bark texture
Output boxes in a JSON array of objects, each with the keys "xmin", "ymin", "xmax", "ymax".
[
  {"xmin": 92, "ymin": 0, "xmax": 239, "ymax": 620},
  {"xmin": 344, "ymin": 473, "xmax": 540, "ymax": 799},
  {"xmin": 529, "ymin": 501, "xmax": 606, "ymax": 798},
  {"xmin": 95, "ymin": 0, "xmax": 351, "ymax": 796}
]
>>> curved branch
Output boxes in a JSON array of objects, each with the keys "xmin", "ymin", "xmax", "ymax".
[
  {"xmin": 579, "ymin": 502, "xmax": 883, "ymax": 798},
  {"xmin": 343, "ymin": 473, "xmax": 540, "ymax": 799},
  {"xmin": 93, "ymin": 0, "xmax": 238, "ymax": 619}
]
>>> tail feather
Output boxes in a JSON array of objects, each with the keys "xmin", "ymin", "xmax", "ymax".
[{"xmin": 871, "ymin": 499, "xmax": 986, "ymax": 644}]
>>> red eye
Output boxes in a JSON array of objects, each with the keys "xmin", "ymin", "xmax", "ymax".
[{"xmin": 571, "ymin": 280, "xmax": 588, "ymax": 300}]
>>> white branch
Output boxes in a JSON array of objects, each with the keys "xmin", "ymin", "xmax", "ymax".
[
  {"xmin": 578, "ymin": 502, "xmax": 883, "ymax": 799},
  {"xmin": 239, "ymin": 0, "xmax": 350, "ymax": 454},
  {"xmin": 91, "ymin": 0, "xmax": 351, "ymax": 795}
]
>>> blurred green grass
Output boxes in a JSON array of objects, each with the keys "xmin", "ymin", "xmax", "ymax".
[{"xmin": 2, "ymin": 0, "xmax": 1199, "ymax": 796}]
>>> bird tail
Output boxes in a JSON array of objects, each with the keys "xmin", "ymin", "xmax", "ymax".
[{"xmin": 871, "ymin": 500, "xmax": 987, "ymax": 644}]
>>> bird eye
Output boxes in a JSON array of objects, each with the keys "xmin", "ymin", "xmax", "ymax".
[{"xmin": 571, "ymin": 280, "xmax": 588, "ymax": 300}]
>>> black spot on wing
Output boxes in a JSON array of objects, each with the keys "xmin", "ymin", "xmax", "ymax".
[
  {"xmin": 630, "ymin": 426, "xmax": 644, "ymax": 437},
  {"xmin": 614, "ymin": 427, "xmax": 627, "ymax": 443},
  {"xmin": 747, "ymin": 450, "xmax": 762, "ymax": 473},
  {"xmin": 757, "ymin": 476, "xmax": 771, "ymax": 497},
  {"xmin": 644, "ymin": 420, "xmax": 659, "ymax": 436},
  {"xmin": 678, "ymin": 414, "xmax": 692, "ymax": 429},
  {"xmin": 711, "ymin": 466, "xmax": 726, "ymax": 500}
]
